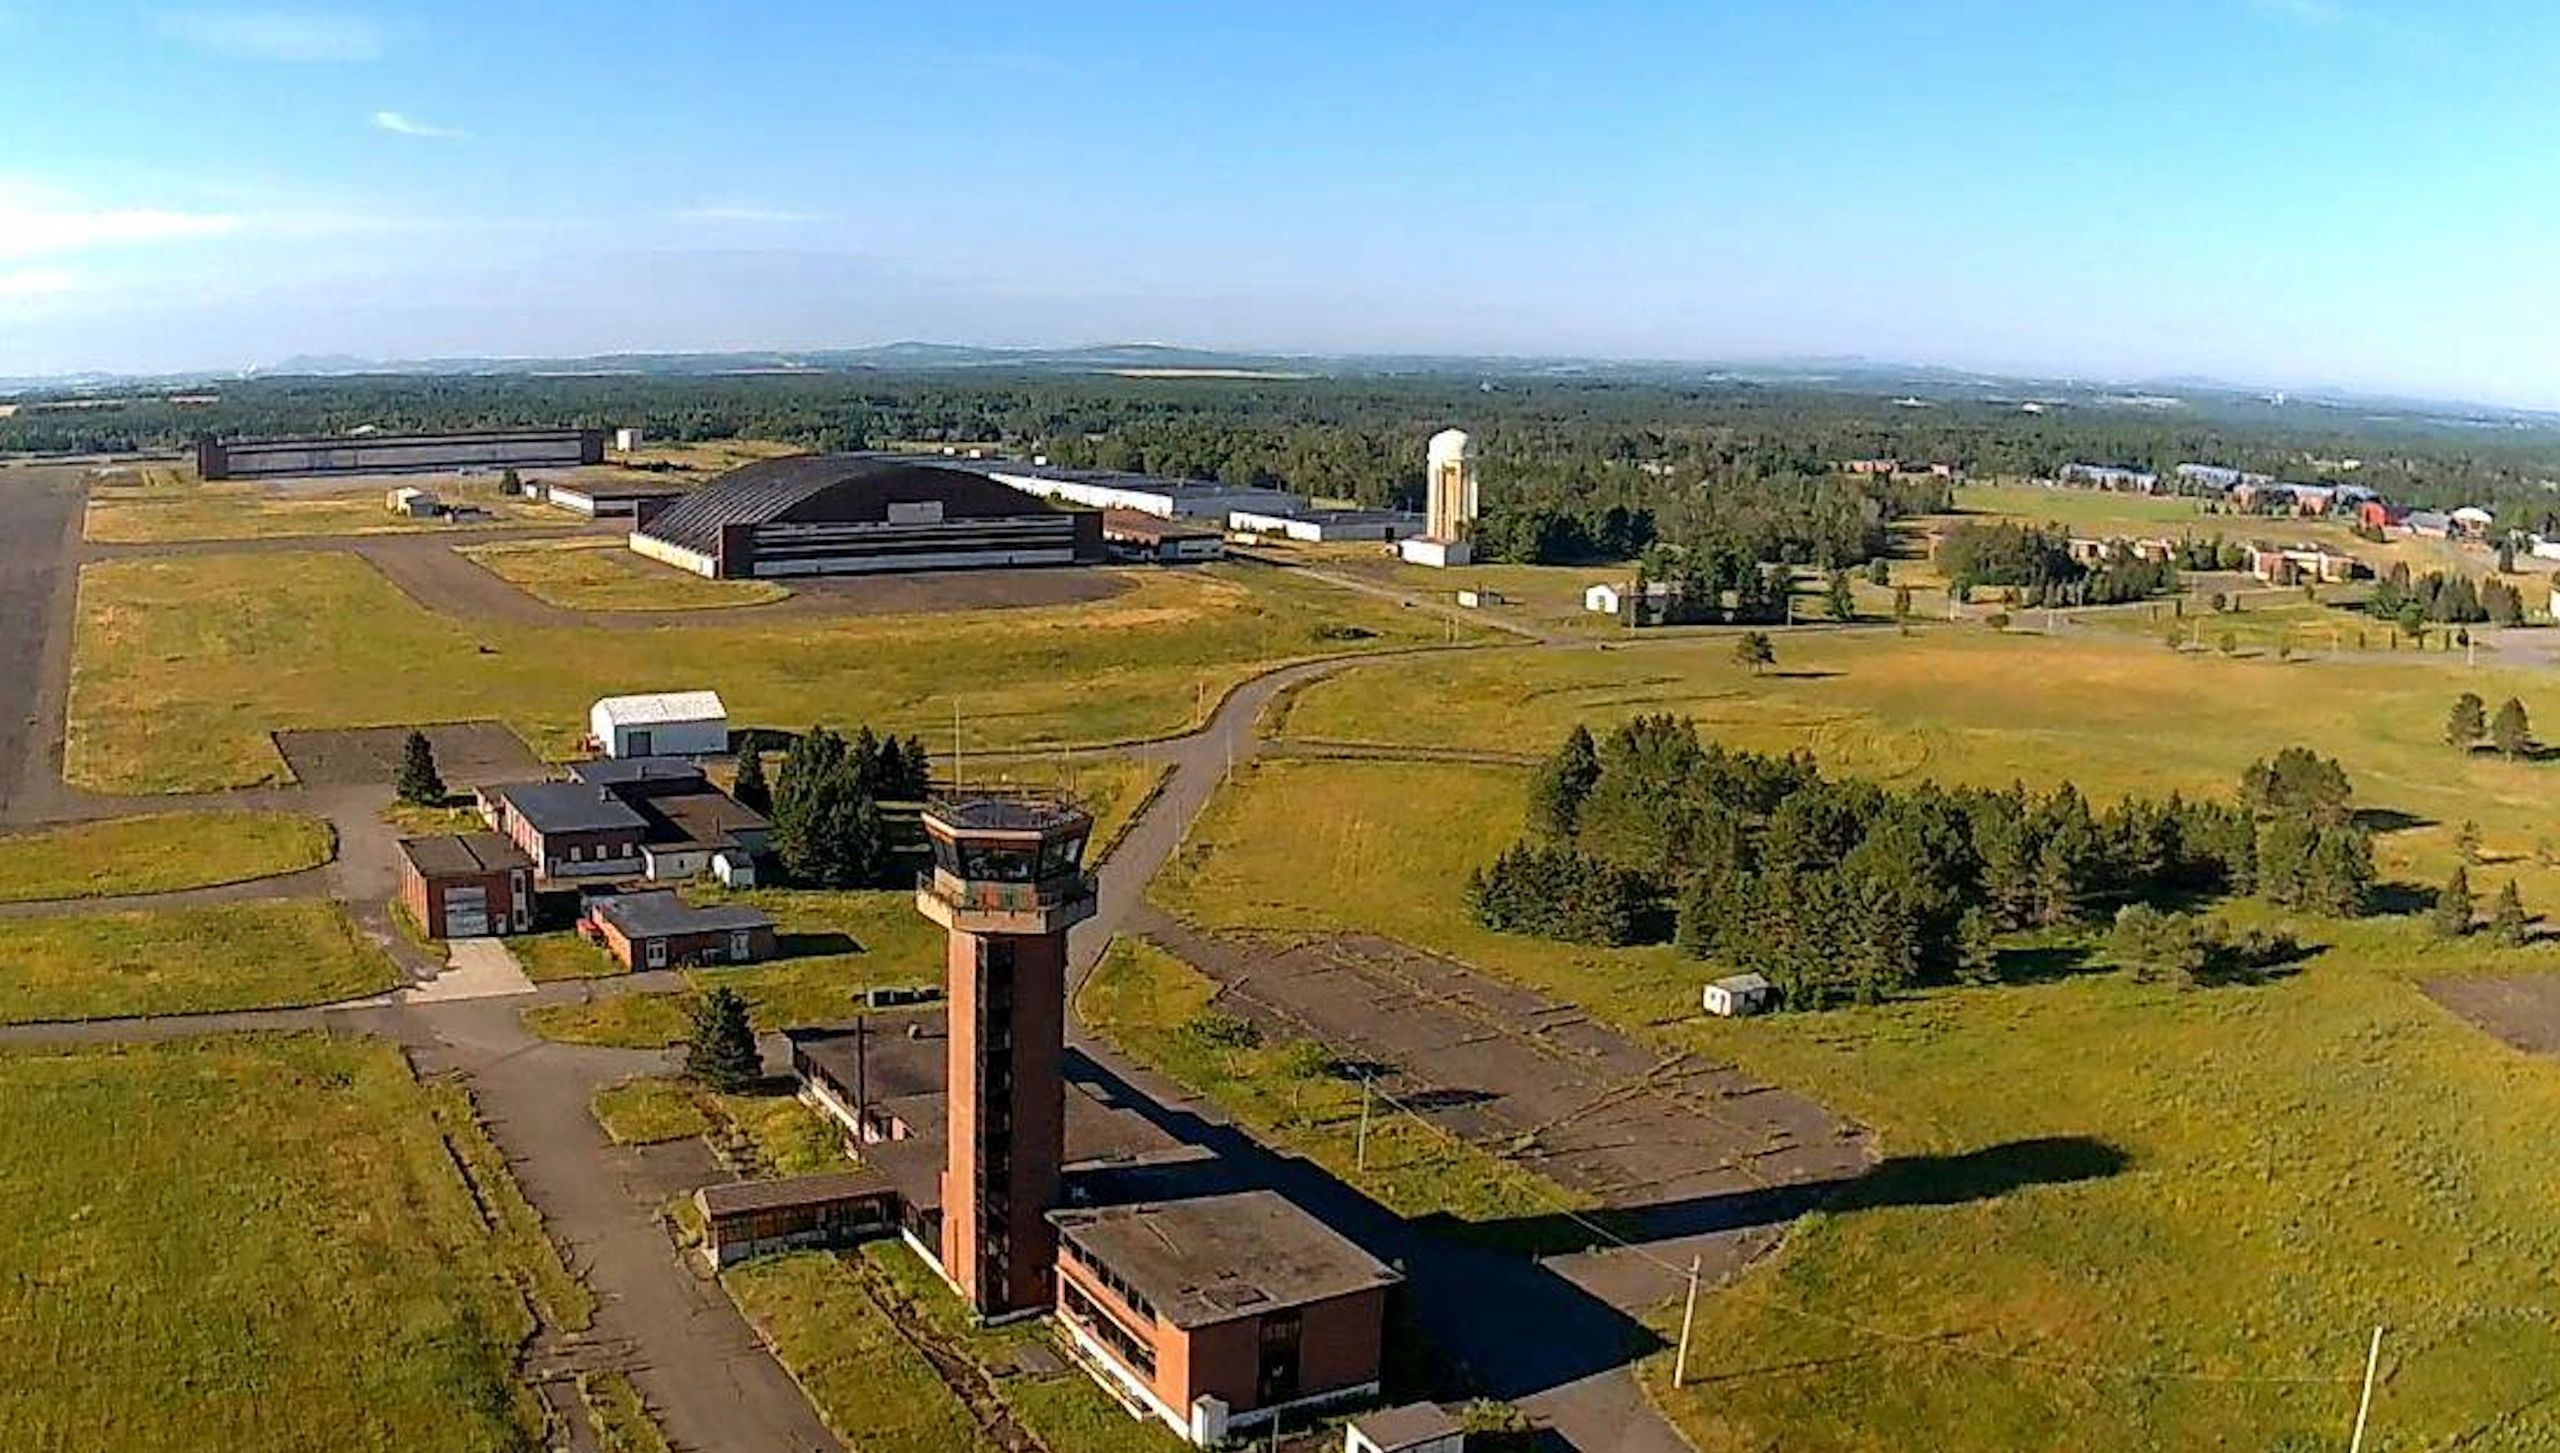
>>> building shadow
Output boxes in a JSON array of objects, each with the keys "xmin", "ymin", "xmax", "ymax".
[{"xmin": 775, "ymin": 929, "xmax": 859, "ymax": 958}]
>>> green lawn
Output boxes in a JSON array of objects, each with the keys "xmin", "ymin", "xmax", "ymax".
[
  {"xmin": 1081, "ymin": 937, "xmax": 1588, "ymax": 1229},
  {"xmin": 0, "ymin": 1034, "xmax": 579, "ymax": 1451},
  {"xmin": 460, "ymin": 536, "xmax": 792, "ymax": 611},
  {"xmin": 592, "ymin": 1074, "xmax": 845, "ymax": 1175},
  {"xmin": 593, "ymin": 1075, "xmax": 713, "ymax": 1143},
  {"xmin": 0, "ymin": 901, "xmax": 398, "ymax": 1024},
  {"xmin": 578, "ymin": 1371, "xmax": 674, "ymax": 1453},
  {"xmin": 523, "ymin": 992, "xmax": 695, "ymax": 1048},
  {"xmin": 0, "ymin": 810, "xmax": 332, "ymax": 902},
  {"xmin": 1953, "ymin": 480, "xmax": 2227, "ymax": 534},
  {"xmin": 727, "ymin": 1243, "xmax": 1185, "ymax": 1453},
  {"xmin": 68, "ymin": 551, "xmax": 1457, "ymax": 792},
  {"xmin": 85, "ymin": 475, "xmax": 557, "ymax": 542},
  {"xmin": 513, "ymin": 929, "xmax": 625, "ymax": 982},
  {"xmin": 1155, "ymin": 734, "xmax": 2560, "ymax": 1447}
]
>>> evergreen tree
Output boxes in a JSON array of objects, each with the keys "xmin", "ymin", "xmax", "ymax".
[
  {"xmin": 2432, "ymin": 865, "xmax": 2475, "ymax": 938},
  {"xmin": 395, "ymin": 730, "xmax": 445, "ymax": 806},
  {"xmin": 1527, "ymin": 724, "xmax": 1602, "ymax": 838},
  {"xmin": 2494, "ymin": 696, "xmax": 2534, "ymax": 759},
  {"xmin": 1733, "ymin": 631, "xmax": 1776, "ymax": 674},
  {"xmin": 1954, "ymin": 906, "xmax": 2000, "ymax": 985},
  {"xmin": 685, "ymin": 987, "xmax": 760, "ymax": 1091},
  {"xmin": 2456, "ymin": 818, "xmax": 2483, "ymax": 865},
  {"xmin": 1825, "ymin": 568, "xmax": 1855, "ymax": 622},
  {"xmin": 2491, "ymin": 879, "xmax": 2532, "ymax": 947},
  {"xmin": 2447, "ymin": 692, "xmax": 2487, "ymax": 749},
  {"xmin": 731, "ymin": 748, "xmax": 771, "ymax": 814}
]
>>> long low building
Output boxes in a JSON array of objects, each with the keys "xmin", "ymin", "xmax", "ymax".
[
  {"xmin": 1226, "ymin": 506, "xmax": 1425, "ymax": 543},
  {"xmin": 632, "ymin": 454, "xmax": 1105, "ymax": 578},
  {"xmin": 964, "ymin": 459, "xmax": 1299, "ymax": 521},
  {"xmin": 196, "ymin": 428, "xmax": 604, "ymax": 480}
]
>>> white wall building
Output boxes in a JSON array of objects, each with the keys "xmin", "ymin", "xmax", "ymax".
[
  {"xmin": 590, "ymin": 691, "xmax": 729, "ymax": 759},
  {"xmin": 613, "ymin": 426, "xmax": 645, "ymax": 452},
  {"xmin": 1400, "ymin": 429, "xmax": 1481, "ymax": 567},
  {"xmin": 979, "ymin": 464, "xmax": 1297, "ymax": 520},
  {"xmin": 1226, "ymin": 507, "xmax": 1423, "ymax": 543},
  {"xmin": 1704, "ymin": 972, "xmax": 1777, "ymax": 1018},
  {"xmin": 1583, "ymin": 583, "xmax": 1623, "ymax": 615}
]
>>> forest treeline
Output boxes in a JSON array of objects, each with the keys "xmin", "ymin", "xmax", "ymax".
[
  {"xmin": 1468, "ymin": 718, "xmax": 2376, "ymax": 1009},
  {"xmin": 14, "ymin": 370, "xmax": 2560, "ymax": 544}
]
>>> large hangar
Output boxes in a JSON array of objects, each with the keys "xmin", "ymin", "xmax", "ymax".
[
  {"xmin": 630, "ymin": 454, "xmax": 1105, "ymax": 579},
  {"xmin": 196, "ymin": 428, "xmax": 604, "ymax": 480}
]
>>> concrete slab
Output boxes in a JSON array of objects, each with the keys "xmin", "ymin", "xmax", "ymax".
[{"xmin": 402, "ymin": 936, "xmax": 536, "ymax": 1003}]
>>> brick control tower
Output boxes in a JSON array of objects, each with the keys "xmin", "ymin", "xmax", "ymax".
[{"xmin": 916, "ymin": 795, "xmax": 1098, "ymax": 1320}]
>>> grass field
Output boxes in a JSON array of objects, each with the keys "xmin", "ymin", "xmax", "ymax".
[
  {"xmin": 728, "ymin": 1243, "xmax": 1185, "ymax": 1453},
  {"xmin": 524, "ymin": 992, "xmax": 694, "ymax": 1048},
  {"xmin": 68, "ymin": 550, "xmax": 1457, "ymax": 792},
  {"xmin": 592, "ymin": 1075, "xmax": 712, "ymax": 1143},
  {"xmin": 1167, "ymin": 640, "xmax": 2560, "ymax": 1448},
  {"xmin": 591, "ymin": 1074, "xmax": 843, "ymax": 1175},
  {"xmin": 0, "ymin": 1034, "xmax": 574, "ymax": 1451},
  {"xmin": 85, "ymin": 474, "xmax": 556, "ymax": 542},
  {"xmin": 1081, "ymin": 937, "xmax": 1589, "ymax": 1228},
  {"xmin": 512, "ymin": 929, "xmax": 625, "ymax": 982},
  {"xmin": 0, "ymin": 900, "xmax": 397, "ymax": 1023},
  {"xmin": 1278, "ymin": 544, "xmax": 1633, "ymax": 636},
  {"xmin": 0, "ymin": 810, "xmax": 331, "ymax": 902},
  {"xmin": 460, "ymin": 536, "xmax": 793, "ymax": 611},
  {"xmin": 577, "ymin": 1370, "xmax": 673, "ymax": 1453}
]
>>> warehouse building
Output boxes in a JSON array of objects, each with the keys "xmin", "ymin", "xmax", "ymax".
[
  {"xmin": 545, "ymin": 478, "xmax": 689, "ymax": 518},
  {"xmin": 970, "ymin": 460, "xmax": 1299, "ymax": 521},
  {"xmin": 481, "ymin": 780, "xmax": 648, "ymax": 879},
  {"xmin": 1227, "ymin": 506, "xmax": 1425, "ymax": 544},
  {"xmin": 631, "ymin": 455, "xmax": 1105, "ymax": 579},
  {"xmin": 590, "ymin": 690, "xmax": 728, "ymax": 759},
  {"xmin": 396, "ymin": 833, "xmax": 535, "ymax": 939},
  {"xmin": 1101, "ymin": 509, "xmax": 1225, "ymax": 563},
  {"xmin": 196, "ymin": 428, "xmax": 603, "ymax": 480}
]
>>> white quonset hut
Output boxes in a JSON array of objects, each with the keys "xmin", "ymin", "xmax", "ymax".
[{"xmin": 590, "ymin": 691, "xmax": 729, "ymax": 759}]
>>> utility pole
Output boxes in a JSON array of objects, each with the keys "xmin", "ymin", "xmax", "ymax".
[
  {"xmin": 1672, "ymin": 1254, "xmax": 1703, "ymax": 1388},
  {"xmin": 1355, "ymin": 1076, "xmax": 1373, "ymax": 1172},
  {"xmin": 2349, "ymin": 1324, "xmax": 2384, "ymax": 1453}
]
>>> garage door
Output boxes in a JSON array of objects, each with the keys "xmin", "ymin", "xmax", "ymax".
[{"xmin": 443, "ymin": 886, "xmax": 489, "ymax": 938}]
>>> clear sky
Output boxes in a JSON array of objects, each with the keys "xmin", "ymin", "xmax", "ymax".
[{"xmin": 4, "ymin": 1, "xmax": 2558, "ymax": 404}]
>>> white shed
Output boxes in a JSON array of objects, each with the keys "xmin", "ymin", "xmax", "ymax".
[
  {"xmin": 613, "ymin": 426, "xmax": 645, "ymax": 452},
  {"xmin": 1345, "ymin": 1403, "xmax": 1464, "ymax": 1453},
  {"xmin": 387, "ymin": 486, "xmax": 440, "ymax": 517},
  {"xmin": 1703, "ymin": 972, "xmax": 1777, "ymax": 1018},
  {"xmin": 590, "ymin": 690, "xmax": 729, "ymax": 759},
  {"xmin": 1584, "ymin": 583, "xmax": 1623, "ymax": 615}
]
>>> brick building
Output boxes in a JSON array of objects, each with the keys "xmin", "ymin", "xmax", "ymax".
[
  {"xmin": 581, "ymin": 889, "xmax": 776, "ymax": 971},
  {"xmin": 396, "ymin": 832, "xmax": 535, "ymax": 939}
]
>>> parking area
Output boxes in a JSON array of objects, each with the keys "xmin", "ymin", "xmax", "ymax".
[
  {"xmin": 1138, "ymin": 917, "xmax": 1872, "ymax": 1214},
  {"xmin": 273, "ymin": 722, "xmax": 544, "ymax": 788},
  {"xmin": 2424, "ymin": 974, "xmax": 2560, "ymax": 1058}
]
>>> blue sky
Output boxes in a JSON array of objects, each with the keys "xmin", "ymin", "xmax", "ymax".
[{"xmin": 4, "ymin": 1, "xmax": 2558, "ymax": 404}]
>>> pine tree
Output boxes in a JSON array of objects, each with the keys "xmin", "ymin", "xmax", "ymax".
[
  {"xmin": 2494, "ymin": 697, "xmax": 2534, "ymax": 759},
  {"xmin": 2447, "ymin": 692, "xmax": 2487, "ymax": 749},
  {"xmin": 2456, "ymin": 819, "xmax": 2483, "ymax": 866},
  {"xmin": 1954, "ymin": 906, "xmax": 2000, "ymax": 985},
  {"xmin": 2432, "ymin": 865, "xmax": 2475, "ymax": 938},
  {"xmin": 1734, "ymin": 631, "xmax": 1776, "ymax": 675},
  {"xmin": 1527, "ymin": 724, "xmax": 1602, "ymax": 838},
  {"xmin": 395, "ymin": 730, "xmax": 445, "ymax": 806},
  {"xmin": 731, "ymin": 748, "xmax": 771, "ymax": 814},
  {"xmin": 2491, "ymin": 879, "xmax": 2532, "ymax": 947},
  {"xmin": 685, "ymin": 987, "xmax": 760, "ymax": 1091},
  {"xmin": 1825, "ymin": 569, "xmax": 1855, "ymax": 622}
]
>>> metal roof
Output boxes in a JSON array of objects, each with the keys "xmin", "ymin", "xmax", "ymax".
[
  {"xmin": 697, "ymin": 1168, "xmax": 893, "ymax": 1218},
  {"xmin": 567, "ymin": 756, "xmax": 708, "ymax": 787},
  {"xmin": 493, "ymin": 780, "xmax": 649, "ymax": 835},
  {"xmin": 636, "ymin": 454, "xmax": 1063, "ymax": 555},
  {"xmin": 397, "ymin": 832, "xmax": 532, "ymax": 877},
  {"xmin": 592, "ymin": 691, "xmax": 727, "ymax": 728},
  {"xmin": 1350, "ymin": 1404, "xmax": 1465, "ymax": 1450}
]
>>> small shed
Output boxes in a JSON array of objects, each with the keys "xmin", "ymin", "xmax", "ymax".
[
  {"xmin": 590, "ymin": 690, "xmax": 728, "ymax": 759},
  {"xmin": 1346, "ymin": 1403, "xmax": 1465, "ymax": 1453},
  {"xmin": 1703, "ymin": 972, "xmax": 1777, "ymax": 1018},
  {"xmin": 613, "ymin": 426, "xmax": 645, "ymax": 452},
  {"xmin": 1583, "ymin": 583, "xmax": 1623, "ymax": 615},
  {"xmin": 2451, "ymin": 505, "xmax": 2496, "ymax": 536},
  {"xmin": 387, "ymin": 486, "xmax": 440, "ymax": 517}
]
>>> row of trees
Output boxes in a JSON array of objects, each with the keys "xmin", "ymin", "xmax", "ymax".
[
  {"xmin": 1932, "ymin": 521, "xmax": 2180, "ymax": 608},
  {"xmin": 767, "ymin": 725, "xmax": 933, "ymax": 888},
  {"xmin": 2370, "ymin": 564, "xmax": 2530, "ymax": 627},
  {"xmin": 1473, "ymin": 721, "xmax": 2378, "ymax": 1010},
  {"xmin": 2445, "ymin": 692, "xmax": 2536, "ymax": 758}
]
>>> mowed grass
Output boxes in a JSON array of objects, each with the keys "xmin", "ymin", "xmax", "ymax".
[
  {"xmin": 1953, "ymin": 480, "xmax": 2227, "ymax": 533},
  {"xmin": 459, "ymin": 536, "xmax": 792, "ymax": 611},
  {"xmin": 68, "ymin": 550, "xmax": 1455, "ymax": 792},
  {"xmin": 592, "ymin": 1074, "xmax": 845, "ymax": 1175},
  {"xmin": 0, "ymin": 900, "xmax": 397, "ymax": 1023},
  {"xmin": 1081, "ymin": 937, "xmax": 1588, "ymax": 1228},
  {"xmin": 85, "ymin": 475, "xmax": 555, "ymax": 542},
  {"xmin": 1161, "ymin": 746, "xmax": 2560, "ymax": 1444},
  {"xmin": 0, "ymin": 810, "xmax": 332, "ymax": 902},
  {"xmin": 512, "ymin": 929, "xmax": 625, "ymax": 982},
  {"xmin": 1276, "ymin": 629, "xmax": 2560, "ymax": 903},
  {"xmin": 0, "ymin": 1034, "xmax": 572, "ymax": 1451}
]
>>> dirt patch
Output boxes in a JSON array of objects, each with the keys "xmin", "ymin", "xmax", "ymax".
[
  {"xmin": 274, "ymin": 721, "xmax": 542, "ymax": 788},
  {"xmin": 2424, "ymin": 974, "xmax": 2560, "ymax": 1057},
  {"xmin": 1139, "ymin": 916, "xmax": 1872, "ymax": 1213}
]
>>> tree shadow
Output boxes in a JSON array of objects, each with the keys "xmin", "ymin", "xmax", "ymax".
[
  {"xmin": 1824, "ymin": 1136, "xmax": 2131, "ymax": 1213},
  {"xmin": 1765, "ymin": 668, "xmax": 1842, "ymax": 681},
  {"xmin": 2353, "ymin": 807, "xmax": 2432, "ymax": 835},
  {"xmin": 2371, "ymin": 882, "xmax": 2434, "ymax": 916},
  {"xmin": 776, "ymin": 929, "xmax": 859, "ymax": 958},
  {"xmin": 1992, "ymin": 943, "xmax": 2101, "ymax": 984}
]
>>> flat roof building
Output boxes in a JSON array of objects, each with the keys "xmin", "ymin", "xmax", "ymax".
[
  {"xmin": 546, "ymin": 478, "xmax": 689, "ymax": 517},
  {"xmin": 1053, "ymin": 1191, "xmax": 1401, "ymax": 1443},
  {"xmin": 196, "ymin": 428, "xmax": 603, "ymax": 480},
  {"xmin": 1227, "ymin": 507, "xmax": 1426, "ymax": 544},
  {"xmin": 632, "ymin": 455, "xmax": 1104, "ymax": 579},
  {"xmin": 1102, "ymin": 508, "xmax": 1225, "ymax": 563},
  {"xmin": 582, "ymin": 889, "xmax": 776, "ymax": 971},
  {"xmin": 968, "ymin": 460, "xmax": 1300, "ymax": 521}
]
